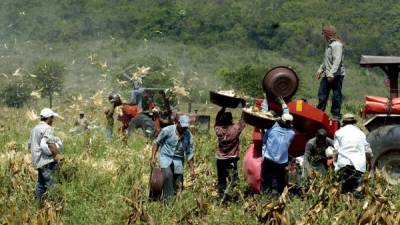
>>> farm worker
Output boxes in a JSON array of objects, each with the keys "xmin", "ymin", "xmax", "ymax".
[
  {"xmin": 105, "ymin": 101, "xmax": 116, "ymax": 139},
  {"xmin": 151, "ymin": 115, "xmax": 195, "ymax": 198},
  {"xmin": 303, "ymin": 129, "xmax": 334, "ymax": 176},
  {"xmin": 75, "ymin": 111, "xmax": 89, "ymax": 131},
  {"xmin": 214, "ymin": 107, "xmax": 246, "ymax": 199},
  {"xmin": 28, "ymin": 108, "xmax": 63, "ymax": 208},
  {"xmin": 315, "ymin": 24, "xmax": 345, "ymax": 121},
  {"xmin": 333, "ymin": 114, "xmax": 373, "ymax": 195},
  {"xmin": 261, "ymin": 97, "xmax": 295, "ymax": 195}
]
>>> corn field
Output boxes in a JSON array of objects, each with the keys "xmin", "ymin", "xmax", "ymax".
[{"xmin": 1, "ymin": 105, "xmax": 399, "ymax": 225}]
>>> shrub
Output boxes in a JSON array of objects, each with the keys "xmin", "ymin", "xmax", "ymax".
[{"xmin": 0, "ymin": 82, "xmax": 31, "ymax": 108}]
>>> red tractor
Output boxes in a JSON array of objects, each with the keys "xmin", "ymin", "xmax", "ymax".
[
  {"xmin": 242, "ymin": 60, "xmax": 400, "ymax": 193},
  {"xmin": 115, "ymin": 88, "xmax": 210, "ymax": 138},
  {"xmin": 242, "ymin": 66, "xmax": 339, "ymax": 193},
  {"xmin": 360, "ymin": 55, "xmax": 400, "ymax": 185}
]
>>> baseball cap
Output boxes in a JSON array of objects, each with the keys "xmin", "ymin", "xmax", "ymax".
[
  {"xmin": 281, "ymin": 113, "xmax": 293, "ymax": 122},
  {"xmin": 178, "ymin": 115, "xmax": 190, "ymax": 128},
  {"xmin": 40, "ymin": 108, "xmax": 59, "ymax": 119}
]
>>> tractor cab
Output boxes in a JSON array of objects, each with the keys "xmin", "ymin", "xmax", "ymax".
[{"xmin": 360, "ymin": 55, "xmax": 400, "ymax": 184}]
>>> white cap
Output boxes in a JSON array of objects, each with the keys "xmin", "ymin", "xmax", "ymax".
[
  {"xmin": 40, "ymin": 108, "xmax": 59, "ymax": 119},
  {"xmin": 178, "ymin": 115, "xmax": 190, "ymax": 128},
  {"xmin": 281, "ymin": 113, "xmax": 293, "ymax": 122}
]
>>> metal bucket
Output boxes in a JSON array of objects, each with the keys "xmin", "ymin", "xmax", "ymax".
[{"xmin": 262, "ymin": 66, "xmax": 299, "ymax": 101}]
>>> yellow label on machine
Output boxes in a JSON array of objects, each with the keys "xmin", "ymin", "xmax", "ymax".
[{"xmin": 296, "ymin": 100, "xmax": 303, "ymax": 112}]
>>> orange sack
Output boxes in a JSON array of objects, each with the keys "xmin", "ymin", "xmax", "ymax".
[
  {"xmin": 363, "ymin": 96, "xmax": 400, "ymax": 114},
  {"xmin": 122, "ymin": 104, "xmax": 141, "ymax": 117}
]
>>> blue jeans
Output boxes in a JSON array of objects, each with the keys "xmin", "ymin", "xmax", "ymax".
[
  {"xmin": 161, "ymin": 163, "xmax": 183, "ymax": 198},
  {"xmin": 317, "ymin": 76, "xmax": 344, "ymax": 118},
  {"xmin": 36, "ymin": 162, "xmax": 57, "ymax": 205}
]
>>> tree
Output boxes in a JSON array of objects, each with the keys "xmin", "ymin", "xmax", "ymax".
[
  {"xmin": 33, "ymin": 60, "xmax": 65, "ymax": 108},
  {"xmin": 1, "ymin": 82, "xmax": 32, "ymax": 108}
]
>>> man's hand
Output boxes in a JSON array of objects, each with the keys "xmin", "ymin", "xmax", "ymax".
[
  {"xmin": 54, "ymin": 154, "xmax": 64, "ymax": 162},
  {"xmin": 150, "ymin": 157, "xmax": 156, "ymax": 168},
  {"xmin": 315, "ymin": 71, "xmax": 323, "ymax": 80},
  {"xmin": 276, "ymin": 96, "xmax": 285, "ymax": 105}
]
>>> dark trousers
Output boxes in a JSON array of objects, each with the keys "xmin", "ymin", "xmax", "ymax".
[
  {"xmin": 161, "ymin": 163, "xmax": 183, "ymax": 198},
  {"xmin": 36, "ymin": 162, "xmax": 57, "ymax": 206},
  {"xmin": 317, "ymin": 75, "xmax": 344, "ymax": 118},
  {"xmin": 216, "ymin": 158, "xmax": 239, "ymax": 195},
  {"xmin": 261, "ymin": 158, "xmax": 288, "ymax": 194},
  {"xmin": 337, "ymin": 165, "xmax": 363, "ymax": 193}
]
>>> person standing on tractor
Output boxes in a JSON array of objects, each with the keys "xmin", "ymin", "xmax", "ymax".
[
  {"xmin": 303, "ymin": 129, "xmax": 334, "ymax": 176},
  {"xmin": 315, "ymin": 24, "xmax": 345, "ymax": 121},
  {"xmin": 151, "ymin": 115, "xmax": 195, "ymax": 198},
  {"xmin": 28, "ymin": 108, "xmax": 63, "ymax": 207},
  {"xmin": 214, "ymin": 107, "xmax": 246, "ymax": 199},
  {"xmin": 333, "ymin": 114, "xmax": 373, "ymax": 196},
  {"xmin": 261, "ymin": 97, "xmax": 295, "ymax": 195}
]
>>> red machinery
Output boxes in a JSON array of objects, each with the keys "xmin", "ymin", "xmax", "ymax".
[
  {"xmin": 243, "ymin": 66, "xmax": 339, "ymax": 193},
  {"xmin": 360, "ymin": 55, "xmax": 400, "ymax": 185}
]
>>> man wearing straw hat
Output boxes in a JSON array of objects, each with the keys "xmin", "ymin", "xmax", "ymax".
[
  {"xmin": 334, "ymin": 113, "xmax": 373, "ymax": 195},
  {"xmin": 28, "ymin": 108, "xmax": 63, "ymax": 207}
]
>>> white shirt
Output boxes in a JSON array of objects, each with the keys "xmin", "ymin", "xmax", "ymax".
[
  {"xmin": 334, "ymin": 124, "xmax": 372, "ymax": 172},
  {"xmin": 28, "ymin": 122, "xmax": 62, "ymax": 169}
]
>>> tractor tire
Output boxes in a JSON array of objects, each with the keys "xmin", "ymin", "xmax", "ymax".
[
  {"xmin": 367, "ymin": 125, "xmax": 400, "ymax": 185},
  {"xmin": 128, "ymin": 113, "xmax": 156, "ymax": 138}
]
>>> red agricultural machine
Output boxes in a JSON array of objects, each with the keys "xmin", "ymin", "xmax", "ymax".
[
  {"xmin": 114, "ymin": 87, "xmax": 210, "ymax": 138},
  {"xmin": 360, "ymin": 55, "xmax": 400, "ymax": 185},
  {"xmin": 240, "ymin": 66, "xmax": 339, "ymax": 193},
  {"xmin": 213, "ymin": 60, "xmax": 400, "ymax": 193}
]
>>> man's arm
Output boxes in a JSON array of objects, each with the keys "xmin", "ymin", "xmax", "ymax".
[
  {"xmin": 277, "ymin": 96, "xmax": 289, "ymax": 115},
  {"xmin": 316, "ymin": 63, "xmax": 324, "ymax": 79},
  {"xmin": 365, "ymin": 142, "xmax": 373, "ymax": 170},
  {"xmin": 186, "ymin": 135, "xmax": 195, "ymax": 176},
  {"xmin": 151, "ymin": 143, "xmax": 159, "ymax": 165},
  {"xmin": 303, "ymin": 142, "xmax": 313, "ymax": 175}
]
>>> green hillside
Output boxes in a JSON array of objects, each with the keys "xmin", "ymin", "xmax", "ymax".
[{"xmin": 0, "ymin": 0, "xmax": 397, "ymax": 107}]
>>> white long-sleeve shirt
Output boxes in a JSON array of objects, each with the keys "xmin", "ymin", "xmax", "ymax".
[
  {"xmin": 333, "ymin": 124, "xmax": 372, "ymax": 172},
  {"xmin": 317, "ymin": 39, "xmax": 345, "ymax": 78},
  {"xmin": 28, "ymin": 122, "xmax": 62, "ymax": 169}
]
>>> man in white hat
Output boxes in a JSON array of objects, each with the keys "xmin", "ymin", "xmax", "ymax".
[
  {"xmin": 261, "ymin": 98, "xmax": 295, "ymax": 195},
  {"xmin": 28, "ymin": 108, "xmax": 63, "ymax": 207},
  {"xmin": 151, "ymin": 114, "xmax": 195, "ymax": 198},
  {"xmin": 333, "ymin": 113, "xmax": 372, "ymax": 196}
]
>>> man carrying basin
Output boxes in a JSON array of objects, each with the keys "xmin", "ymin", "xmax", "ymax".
[
  {"xmin": 214, "ymin": 106, "xmax": 246, "ymax": 200},
  {"xmin": 261, "ymin": 97, "xmax": 295, "ymax": 195},
  {"xmin": 151, "ymin": 115, "xmax": 195, "ymax": 198}
]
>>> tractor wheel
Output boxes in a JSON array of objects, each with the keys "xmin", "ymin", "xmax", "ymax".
[
  {"xmin": 367, "ymin": 125, "xmax": 400, "ymax": 185},
  {"xmin": 128, "ymin": 114, "xmax": 156, "ymax": 138}
]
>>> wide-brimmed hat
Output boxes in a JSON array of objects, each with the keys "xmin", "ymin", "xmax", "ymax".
[{"xmin": 342, "ymin": 113, "xmax": 357, "ymax": 123}]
